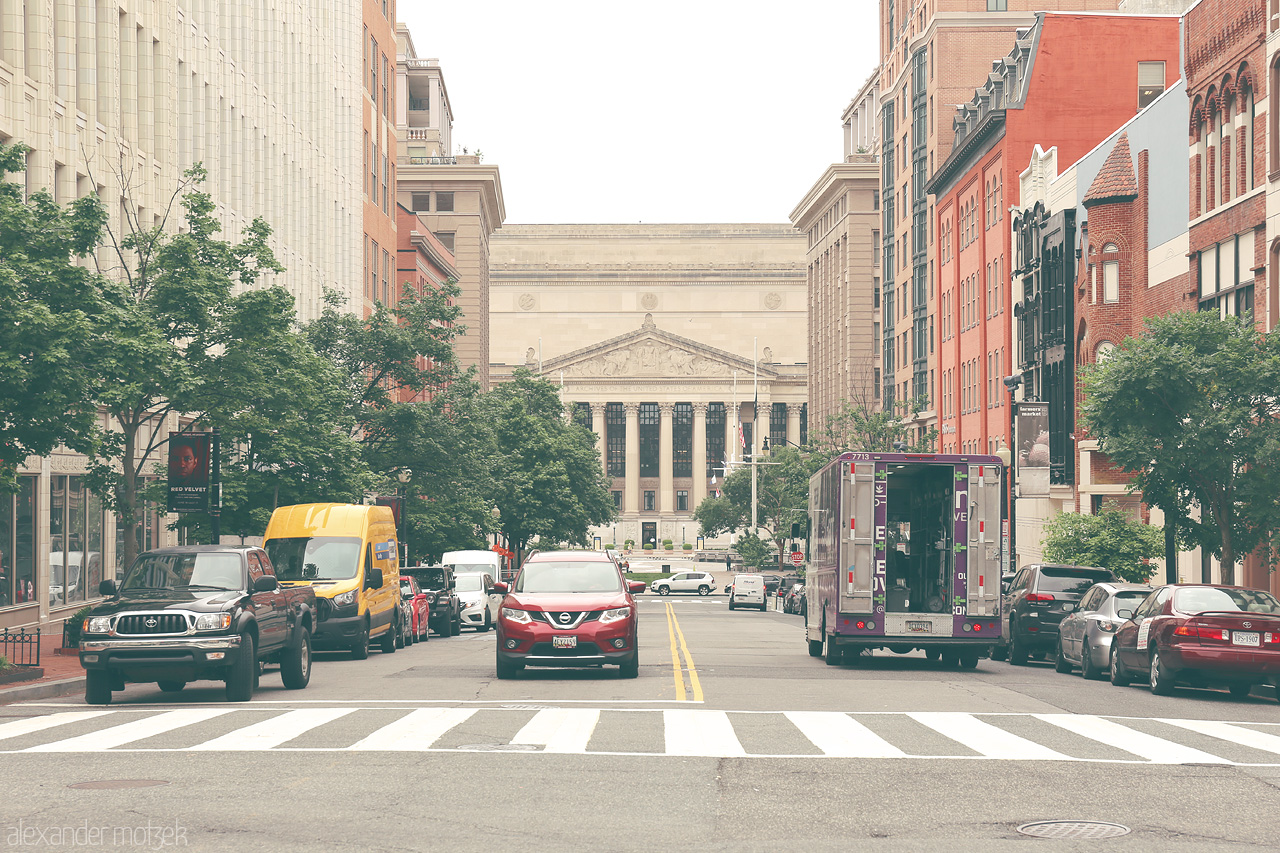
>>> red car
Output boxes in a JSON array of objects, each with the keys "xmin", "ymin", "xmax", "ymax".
[
  {"xmin": 399, "ymin": 575, "xmax": 431, "ymax": 645},
  {"xmin": 493, "ymin": 550, "xmax": 646, "ymax": 679},
  {"xmin": 1109, "ymin": 583, "xmax": 1280, "ymax": 700}
]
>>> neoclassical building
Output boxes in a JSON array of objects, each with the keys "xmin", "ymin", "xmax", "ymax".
[{"xmin": 489, "ymin": 224, "xmax": 808, "ymax": 549}]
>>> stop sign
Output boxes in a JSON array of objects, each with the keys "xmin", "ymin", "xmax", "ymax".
[{"xmin": 790, "ymin": 551, "xmax": 803, "ymax": 566}]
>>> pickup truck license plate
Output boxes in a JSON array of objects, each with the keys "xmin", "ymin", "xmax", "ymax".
[
  {"xmin": 1233, "ymin": 631, "xmax": 1260, "ymax": 647},
  {"xmin": 906, "ymin": 621, "xmax": 932, "ymax": 633},
  {"xmin": 553, "ymin": 636, "xmax": 577, "ymax": 649}
]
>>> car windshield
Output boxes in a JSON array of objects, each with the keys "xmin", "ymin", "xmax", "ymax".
[
  {"xmin": 121, "ymin": 553, "xmax": 243, "ymax": 591},
  {"xmin": 455, "ymin": 575, "xmax": 484, "ymax": 592},
  {"xmin": 266, "ymin": 536, "xmax": 361, "ymax": 581},
  {"xmin": 1174, "ymin": 587, "xmax": 1280, "ymax": 615},
  {"xmin": 449, "ymin": 563, "xmax": 494, "ymax": 574},
  {"xmin": 400, "ymin": 581, "xmax": 413, "ymax": 596},
  {"xmin": 1038, "ymin": 569, "xmax": 1113, "ymax": 596},
  {"xmin": 408, "ymin": 568, "xmax": 447, "ymax": 589},
  {"xmin": 515, "ymin": 562, "xmax": 622, "ymax": 594},
  {"xmin": 1111, "ymin": 590, "xmax": 1149, "ymax": 607}
]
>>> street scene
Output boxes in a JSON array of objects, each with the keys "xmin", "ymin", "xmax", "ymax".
[{"xmin": 5, "ymin": 0, "xmax": 1280, "ymax": 850}]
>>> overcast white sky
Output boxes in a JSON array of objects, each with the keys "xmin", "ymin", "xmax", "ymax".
[{"xmin": 397, "ymin": 1, "xmax": 881, "ymax": 225}]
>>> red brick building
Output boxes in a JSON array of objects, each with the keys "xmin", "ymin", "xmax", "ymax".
[
  {"xmin": 928, "ymin": 12, "xmax": 1183, "ymax": 461},
  {"xmin": 395, "ymin": 202, "xmax": 460, "ymax": 404}
]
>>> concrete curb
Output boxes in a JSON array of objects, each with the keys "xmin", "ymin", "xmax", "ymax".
[{"xmin": 0, "ymin": 675, "xmax": 85, "ymax": 704}]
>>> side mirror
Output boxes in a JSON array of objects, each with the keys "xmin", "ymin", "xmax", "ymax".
[
  {"xmin": 1116, "ymin": 608, "xmax": 1134, "ymax": 620},
  {"xmin": 628, "ymin": 581, "xmax": 647, "ymax": 593},
  {"xmin": 98, "ymin": 579, "xmax": 117, "ymax": 597},
  {"xmin": 252, "ymin": 575, "xmax": 279, "ymax": 593},
  {"xmin": 366, "ymin": 568, "xmax": 383, "ymax": 590},
  {"xmin": 448, "ymin": 579, "xmax": 457, "ymax": 590},
  {"xmin": 491, "ymin": 581, "xmax": 509, "ymax": 594}
]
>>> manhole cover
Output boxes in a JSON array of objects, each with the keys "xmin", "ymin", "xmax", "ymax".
[
  {"xmin": 456, "ymin": 743, "xmax": 540, "ymax": 752},
  {"xmin": 1017, "ymin": 821, "xmax": 1130, "ymax": 840},
  {"xmin": 68, "ymin": 780, "xmax": 170, "ymax": 790}
]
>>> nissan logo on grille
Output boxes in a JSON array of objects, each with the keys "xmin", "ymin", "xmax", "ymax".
[{"xmin": 558, "ymin": 612, "xmax": 572, "ymax": 624}]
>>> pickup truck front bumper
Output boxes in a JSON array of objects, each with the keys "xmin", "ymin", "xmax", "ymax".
[{"xmin": 80, "ymin": 635, "xmax": 242, "ymax": 683}]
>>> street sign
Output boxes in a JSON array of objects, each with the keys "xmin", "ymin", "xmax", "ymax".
[{"xmin": 790, "ymin": 551, "xmax": 803, "ymax": 566}]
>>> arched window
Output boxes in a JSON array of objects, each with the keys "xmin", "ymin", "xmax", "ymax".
[
  {"xmin": 1220, "ymin": 93, "xmax": 1233, "ymax": 205},
  {"xmin": 1102, "ymin": 243, "xmax": 1120, "ymax": 304},
  {"xmin": 1271, "ymin": 63, "xmax": 1280, "ymax": 174},
  {"xmin": 1096, "ymin": 341, "xmax": 1116, "ymax": 363},
  {"xmin": 1195, "ymin": 106, "xmax": 1208, "ymax": 215},
  {"xmin": 1242, "ymin": 80, "xmax": 1256, "ymax": 191},
  {"xmin": 1209, "ymin": 100, "xmax": 1221, "ymax": 210}
]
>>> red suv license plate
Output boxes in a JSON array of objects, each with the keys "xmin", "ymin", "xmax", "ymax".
[{"xmin": 553, "ymin": 636, "xmax": 578, "ymax": 649}]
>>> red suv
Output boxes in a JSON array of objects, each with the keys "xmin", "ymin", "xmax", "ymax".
[{"xmin": 493, "ymin": 550, "xmax": 646, "ymax": 679}]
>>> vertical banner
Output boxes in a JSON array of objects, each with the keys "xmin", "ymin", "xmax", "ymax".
[
  {"xmin": 1015, "ymin": 402, "xmax": 1050, "ymax": 498},
  {"xmin": 167, "ymin": 433, "xmax": 211, "ymax": 513}
]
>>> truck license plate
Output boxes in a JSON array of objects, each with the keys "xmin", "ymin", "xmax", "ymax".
[
  {"xmin": 553, "ymin": 636, "xmax": 577, "ymax": 649},
  {"xmin": 907, "ymin": 621, "xmax": 932, "ymax": 633},
  {"xmin": 1233, "ymin": 631, "xmax": 1260, "ymax": 647}
]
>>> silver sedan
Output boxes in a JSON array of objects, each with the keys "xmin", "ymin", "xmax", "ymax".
[{"xmin": 1055, "ymin": 582, "xmax": 1152, "ymax": 679}]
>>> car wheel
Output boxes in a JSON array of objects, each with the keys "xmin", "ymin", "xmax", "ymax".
[
  {"xmin": 380, "ymin": 618, "xmax": 398, "ymax": 654},
  {"xmin": 225, "ymin": 635, "xmax": 256, "ymax": 702},
  {"xmin": 481, "ymin": 611, "xmax": 492, "ymax": 633},
  {"xmin": 350, "ymin": 621, "xmax": 370, "ymax": 660},
  {"xmin": 1229, "ymin": 683, "xmax": 1252, "ymax": 699},
  {"xmin": 495, "ymin": 652, "xmax": 523, "ymax": 680},
  {"xmin": 808, "ymin": 638, "xmax": 823, "ymax": 658},
  {"xmin": 451, "ymin": 612, "xmax": 462, "ymax": 636},
  {"xmin": 728, "ymin": 598, "xmax": 735, "ymax": 610},
  {"xmin": 85, "ymin": 670, "xmax": 113, "ymax": 706},
  {"xmin": 157, "ymin": 680, "xmax": 186, "ymax": 693},
  {"xmin": 419, "ymin": 616, "xmax": 429, "ymax": 643},
  {"xmin": 1008, "ymin": 624, "xmax": 1028, "ymax": 666},
  {"xmin": 1054, "ymin": 637, "xmax": 1072, "ymax": 673},
  {"xmin": 281, "ymin": 627, "xmax": 312, "ymax": 690},
  {"xmin": 698, "ymin": 585, "xmax": 710, "ymax": 596},
  {"xmin": 1109, "ymin": 645, "xmax": 1132, "ymax": 687},
  {"xmin": 990, "ymin": 639, "xmax": 1008, "ymax": 662},
  {"xmin": 657, "ymin": 586, "xmax": 670, "ymax": 596},
  {"xmin": 620, "ymin": 649, "xmax": 639, "ymax": 679},
  {"xmin": 825, "ymin": 643, "xmax": 843, "ymax": 666},
  {"xmin": 1080, "ymin": 641, "xmax": 1099, "ymax": 680},
  {"xmin": 395, "ymin": 616, "xmax": 406, "ymax": 649},
  {"xmin": 1149, "ymin": 650, "xmax": 1176, "ymax": 696},
  {"xmin": 925, "ymin": 649, "xmax": 941, "ymax": 662},
  {"xmin": 960, "ymin": 652, "xmax": 980, "ymax": 669}
]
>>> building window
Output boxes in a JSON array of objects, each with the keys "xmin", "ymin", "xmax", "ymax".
[
  {"xmin": 770, "ymin": 403, "xmax": 787, "ymax": 449},
  {"xmin": 606, "ymin": 403, "xmax": 626, "ymax": 477},
  {"xmin": 612, "ymin": 490, "xmax": 622, "ymax": 510},
  {"xmin": 643, "ymin": 490, "xmax": 656, "ymax": 512},
  {"xmin": 436, "ymin": 232, "xmax": 455, "ymax": 253},
  {"xmin": 49, "ymin": 476, "xmax": 105, "ymax": 608},
  {"xmin": 1101, "ymin": 243, "xmax": 1120, "ymax": 304},
  {"xmin": 987, "ymin": 0, "xmax": 1007, "ymax": 10},
  {"xmin": 412, "ymin": 193, "xmax": 429, "ymax": 212},
  {"xmin": 383, "ymin": 249, "xmax": 391, "ymax": 304},
  {"xmin": 676, "ymin": 490, "xmax": 689, "ymax": 512},
  {"xmin": 370, "ymin": 240, "xmax": 379, "ymax": 298},
  {"xmin": 638, "ymin": 403, "xmax": 660, "ymax": 476},
  {"xmin": 800, "ymin": 404, "xmax": 808, "ymax": 446},
  {"xmin": 436, "ymin": 192, "xmax": 454, "ymax": 212},
  {"xmin": 573, "ymin": 402, "xmax": 592, "ymax": 430},
  {"xmin": 706, "ymin": 402, "xmax": 726, "ymax": 476},
  {"xmin": 673, "ymin": 403, "xmax": 692, "ymax": 477},
  {"xmin": 0, "ymin": 476, "xmax": 37, "ymax": 608},
  {"xmin": 1199, "ymin": 232, "xmax": 1256, "ymax": 321},
  {"xmin": 1138, "ymin": 61, "xmax": 1165, "ymax": 110}
]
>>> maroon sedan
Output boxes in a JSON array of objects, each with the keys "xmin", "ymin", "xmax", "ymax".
[
  {"xmin": 399, "ymin": 575, "xmax": 431, "ymax": 645},
  {"xmin": 1109, "ymin": 583, "xmax": 1280, "ymax": 700},
  {"xmin": 493, "ymin": 550, "xmax": 646, "ymax": 679}
]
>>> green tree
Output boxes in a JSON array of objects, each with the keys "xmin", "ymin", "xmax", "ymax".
[
  {"xmin": 483, "ymin": 370, "xmax": 615, "ymax": 562},
  {"xmin": 732, "ymin": 532, "xmax": 772, "ymax": 571},
  {"xmin": 810, "ymin": 392, "xmax": 938, "ymax": 460},
  {"xmin": 0, "ymin": 142, "xmax": 118, "ymax": 492},
  {"xmin": 1041, "ymin": 510, "xmax": 1164, "ymax": 583},
  {"xmin": 1079, "ymin": 311, "xmax": 1280, "ymax": 584}
]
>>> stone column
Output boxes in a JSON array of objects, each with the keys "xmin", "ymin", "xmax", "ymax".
[
  {"xmin": 786, "ymin": 403, "xmax": 803, "ymax": 448},
  {"xmin": 692, "ymin": 403, "xmax": 708, "ymax": 511},
  {"xmin": 590, "ymin": 404, "xmax": 607, "ymax": 479},
  {"xmin": 659, "ymin": 403, "xmax": 674, "ymax": 514},
  {"xmin": 624, "ymin": 403, "xmax": 639, "ymax": 515}
]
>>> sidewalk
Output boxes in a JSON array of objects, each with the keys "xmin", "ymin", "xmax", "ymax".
[{"xmin": 0, "ymin": 630, "xmax": 86, "ymax": 704}]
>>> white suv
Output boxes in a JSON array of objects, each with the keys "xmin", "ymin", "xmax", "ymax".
[
  {"xmin": 729, "ymin": 574, "xmax": 767, "ymax": 611},
  {"xmin": 650, "ymin": 571, "xmax": 717, "ymax": 596}
]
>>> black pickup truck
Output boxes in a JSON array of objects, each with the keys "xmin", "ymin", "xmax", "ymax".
[
  {"xmin": 79, "ymin": 545, "xmax": 318, "ymax": 704},
  {"xmin": 403, "ymin": 565, "xmax": 461, "ymax": 636}
]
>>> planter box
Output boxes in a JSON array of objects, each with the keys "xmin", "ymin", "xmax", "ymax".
[{"xmin": 0, "ymin": 667, "xmax": 43, "ymax": 685}]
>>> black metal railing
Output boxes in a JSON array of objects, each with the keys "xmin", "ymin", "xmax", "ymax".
[
  {"xmin": 408, "ymin": 156, "xmax": 456, "ymax": 165},
  {"xmin": 1, "ymin": 628, "xmax": 41, "ymax": 667}
]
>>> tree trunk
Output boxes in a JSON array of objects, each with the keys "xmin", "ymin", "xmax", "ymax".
[
  {"xmin": 120, "ymin": 415, "xmax": 140, "ymax": 572},
  {"xmin": 1164, "ymin": 519, "xmax": 1177, "ymax": 585}
]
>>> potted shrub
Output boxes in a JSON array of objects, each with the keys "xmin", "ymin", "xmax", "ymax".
[
  {"xmin": 663, "ymin": 539, "xmax": 673, "ymax": 551},
  {"xmin": 624, "ymin": 538, "xmax": 635, "ymax": 551},
  {"xmin": 604, "ymin": 543, "xmax": 615, "ymax": 550},
  {"xmin": 682, "ymin": 543, "xmax": 694, "ymax": 552}
]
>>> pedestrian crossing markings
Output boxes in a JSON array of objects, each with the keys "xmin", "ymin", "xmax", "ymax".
[{"xmin": 3, "ymin": 707, "xmax": 1280, "ymax": 764}]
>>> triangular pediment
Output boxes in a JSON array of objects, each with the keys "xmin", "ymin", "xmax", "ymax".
[{"xmin": 542, "ymin": 317, "xmax": 775, "ymax": 380}]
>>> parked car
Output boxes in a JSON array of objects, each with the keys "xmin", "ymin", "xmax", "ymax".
[
  {"xmin": 729, "ymin": 574, "xmax": 767, "ymax": 611},
  {"xmin": 399, "ymin": 575, "xmax": 431, "ymax": 645},
  {"xmin": 403, "ymin": 565, "xmax": 461, "ymax": 636},
  {"xmin": 493, "ymin": 550, "xmax": 646, "ymax": 678},
  {"xmin": 784, "ymin": 584, "xmax": 806, "ymax": 614},
  {"xmin": 992, "ymin": 563, "xmax": 1117, "ymax": 665},
  {"xmin": 761, "ymin": 574, "xmax": 783, "ymax": 594},
  {"xmin": 79, "ymin": 545, "xmax": 317, "ymax": 704},
  {"xmin": 1109, "ymin": 584, "xmax": 1280, "ymax": 700},
  {"xmin": 650, "ymin": 570, "xmax": 717, "ymax": 596},
  {"xmin": 1054, "ymin": 581, "xmax": 1151, "ymax": 679},
  {"xmin": 455, "ymin": 571, "xmax": 501, "ymax": 631}
]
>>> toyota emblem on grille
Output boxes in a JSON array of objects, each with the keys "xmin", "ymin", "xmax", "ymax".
[
  {"xmin": 145, "ymin": 617, "xmax": 158, "ymax": 628},
  {"xmin": 558, "ymin": 612, "xmax": 572, "ymax": 624}
]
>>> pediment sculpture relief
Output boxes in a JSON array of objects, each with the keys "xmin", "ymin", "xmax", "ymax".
[{"xmin": 561, "ymin": 342, "xmax": 734, "ymax": 377}]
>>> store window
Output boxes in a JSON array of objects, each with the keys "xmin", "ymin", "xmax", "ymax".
[{"xmin": 0, "ymin": 476, "xmax": 36, "ymax": 608}]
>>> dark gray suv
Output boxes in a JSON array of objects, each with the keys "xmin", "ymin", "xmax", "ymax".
[{"xmin": 992, "ymin": 564, "xmax": 1116, "ymax": 665}]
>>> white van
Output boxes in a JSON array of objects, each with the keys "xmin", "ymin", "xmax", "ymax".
[
  {"xmin": 729, "ymin": 574, "xmax": 767, "ymax": 611},
  {"xmin": 442, "ymin": 549, "xmax": 504, "ymax": 581}
]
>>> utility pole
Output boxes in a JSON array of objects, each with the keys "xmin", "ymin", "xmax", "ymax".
[{"xmin": 751, "ymin": 337, "xmax": 758, "ymax": 545}]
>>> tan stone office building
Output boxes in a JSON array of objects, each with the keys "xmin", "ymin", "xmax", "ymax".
[{"xmin": 490, "ymin": 224, "xmax": 808, "ymax": 549}]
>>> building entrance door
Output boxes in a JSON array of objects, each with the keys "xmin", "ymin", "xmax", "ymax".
[{"xmin": 642, "ymin": 522, "xmax": 658, "ymax": 549}]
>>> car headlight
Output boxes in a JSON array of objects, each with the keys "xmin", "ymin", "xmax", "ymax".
[
  {"xmin": 502, "ymin": 607, "xmax": 532, "ymax": 624},
  {"xmin": 423, "ymin": 592, "xmax": 436, "ymax": 604},
  {"xmin": 1096, "ymin": 620, "xmax": 1117, "ymax": 633},
  {"xmin": 333, "ymin": 590, "xmax": 357, "ymax": 608},
  {"xmin": 599, "ymin": 606, "xmax": 631, "ymax": 625},
  {"xmin": 84, "ymin": 616, "xmax": 113, "ymax": 634},
  {"xmin": 194, "ymin": 613, "xmax": 232, "ymax": 631}
]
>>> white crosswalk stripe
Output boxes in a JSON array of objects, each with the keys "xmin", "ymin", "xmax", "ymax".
[{"xmin": 5, "ymin": 707, "xmax": 1280, "ymax": 764}]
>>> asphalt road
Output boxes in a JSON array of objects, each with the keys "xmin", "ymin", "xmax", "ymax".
[{"xmin": 3, "ymin": 593, "xmax": 1280, "ymax": 852}]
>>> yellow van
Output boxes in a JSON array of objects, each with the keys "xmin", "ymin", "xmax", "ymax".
[{"xmin": 263, "ymin": 503, "xmax": 402, "ymax": 659}]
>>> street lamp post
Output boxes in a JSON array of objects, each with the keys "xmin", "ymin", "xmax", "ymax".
[{"xmin": 1002, "ymin": 375, "xmax": 1023, "ymax": 574}]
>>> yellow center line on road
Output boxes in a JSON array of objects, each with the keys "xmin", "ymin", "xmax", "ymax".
[
  {"xmin": 666, "ymin": 602, "xmax": 704, "ymax": 703},
  {"xmin": 664, "ymin": 602, "xmax": 686, "ymax": 701}
]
